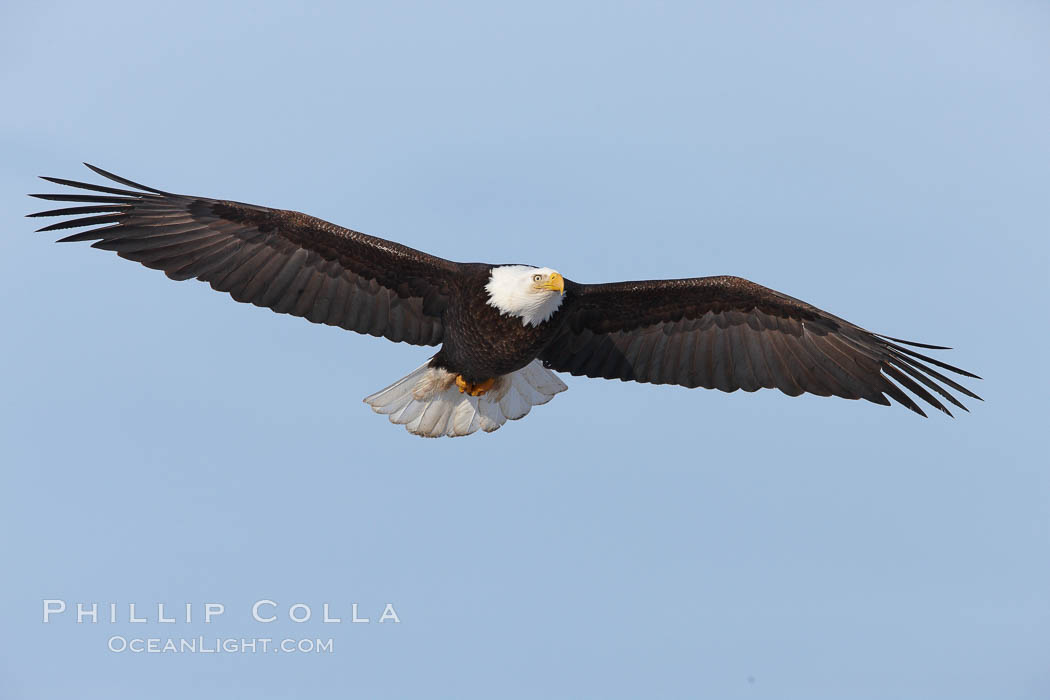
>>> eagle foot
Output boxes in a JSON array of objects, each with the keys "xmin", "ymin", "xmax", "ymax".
[{"xmin": 456, "ymin": 375, "xmax": 496, "ymax": 397}]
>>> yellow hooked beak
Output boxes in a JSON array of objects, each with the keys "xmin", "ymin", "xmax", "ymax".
[{"xmin": 543, "ymin": 272, "xmax": 565, "ymax": 295}]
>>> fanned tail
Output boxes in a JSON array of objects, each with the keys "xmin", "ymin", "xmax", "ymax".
[{"xmin": 363, "ymin": 360, "xmax": 567, "ymax": 438}]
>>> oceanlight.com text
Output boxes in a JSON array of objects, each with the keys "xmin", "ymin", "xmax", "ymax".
[{"xmin": 107, "ymin": 636, "xmax": 334, "ymax": 654}]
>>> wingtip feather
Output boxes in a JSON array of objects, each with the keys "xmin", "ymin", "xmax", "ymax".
[{"xmin": 81, "ymin": 163, "xmax": 169, "ymax": 195}]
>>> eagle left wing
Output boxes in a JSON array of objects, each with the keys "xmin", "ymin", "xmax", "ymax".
[
  {"xmin": 29, "ymin": 164, "xmax": 459, "ymax": 346},
  {"xmin": 542, "ymin": 275, "xmax": 980, "ymax": 416}
]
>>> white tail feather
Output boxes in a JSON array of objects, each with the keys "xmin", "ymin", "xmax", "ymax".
[{"xmin": 363, "ymin": 360, "xmax": 568, "ymax": 438}]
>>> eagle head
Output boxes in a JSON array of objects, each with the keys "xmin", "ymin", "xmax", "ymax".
[{"xmin": 485, "ymin": 265, "xmax": 565, "ymax": 327}]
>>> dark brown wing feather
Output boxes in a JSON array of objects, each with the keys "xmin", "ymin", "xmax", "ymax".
[
  {"xmin": 542, "ymin": 276, "xmax": 981, "ymax": 416},
  {"xmin": 28, "ymin": 164, "xmax": 457, "ymax": 345}
]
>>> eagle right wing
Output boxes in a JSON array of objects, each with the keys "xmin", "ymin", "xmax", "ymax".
[
  {"xmin": 29, "ymin": 164, "xmax": 458, "ymax": 346},
  {"xmin": 543, "ymin": 275, "xmax": 981, "ymax": 416}
]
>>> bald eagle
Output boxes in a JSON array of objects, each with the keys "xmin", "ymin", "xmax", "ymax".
[{"xmin": 29, "ymin": 165, "xmax": 980, "ymax": 437}]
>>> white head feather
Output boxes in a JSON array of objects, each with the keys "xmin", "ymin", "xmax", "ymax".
[{"xmin": 485, "ymin": 265, "xmax": 565, "ymax": 327}]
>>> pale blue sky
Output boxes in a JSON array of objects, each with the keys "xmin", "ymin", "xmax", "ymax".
[{"xmin": 2, "ymin": 2, "xmax": 1048, "ymax": 698}]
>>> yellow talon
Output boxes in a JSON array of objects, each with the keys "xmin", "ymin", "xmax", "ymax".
[
  {"xmin": 455, "ymin": 375, "xmax": 496, "ymax": 396},
  {"xmin": 471, "ymin": 377, "xmax": 496, "ymax": 396}
]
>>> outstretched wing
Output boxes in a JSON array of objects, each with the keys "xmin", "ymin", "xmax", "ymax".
[
  {"xmin": 543, "ymin": 276, "xmax": 981, "ymax": 416},
  {"xmin": 28, "ymin": 164, "xmax": 457, "ymax": 345}
]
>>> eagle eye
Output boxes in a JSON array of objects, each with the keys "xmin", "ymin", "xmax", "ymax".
[{"xmin": 532, "ymin": 274, "xmax": 542, "ymax": 282}]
